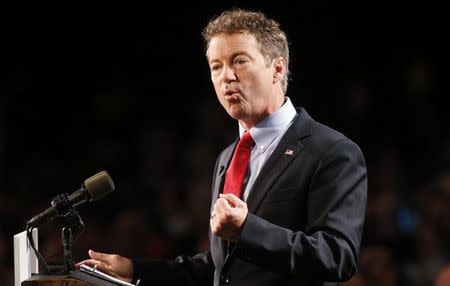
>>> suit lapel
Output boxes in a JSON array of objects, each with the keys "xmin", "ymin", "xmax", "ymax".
[
  {"xmin": 211, "ymin": 140, "xmax": 237, "ymax": 207},
  {"xmin": 210, "ymin": 139, "xmax": 238, "ymax": 270},
  {"xmin": 246, "ymin": 108, "xmax": 313, "ymax": 214}
]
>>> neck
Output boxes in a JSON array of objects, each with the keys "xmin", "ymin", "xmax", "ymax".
[{"xmin": 239, "ymin": 95, "xmax": 285, "ymax": 130}]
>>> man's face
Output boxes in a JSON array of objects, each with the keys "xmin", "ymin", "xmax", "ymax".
[{"xmin": 206, "ymin": 33, "xmax": 281, "ymax": 128}]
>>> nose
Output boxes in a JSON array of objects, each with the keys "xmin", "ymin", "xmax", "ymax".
[{"xmin": 221, "ymin": 65, "xmax": 236, "ymax": 83}]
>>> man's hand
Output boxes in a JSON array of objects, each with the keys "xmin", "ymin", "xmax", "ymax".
[
  {"xmin": 210, "ymin": 193, "xmax": 248, "ymax": 242},
  {"xmin": 76, "ymin": 250, "xmax": 134, "ymax": 283}
]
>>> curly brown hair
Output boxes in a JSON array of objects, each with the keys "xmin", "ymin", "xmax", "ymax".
[{"xmin": 202, "ymin": 9, "xmax": 290, "ymax": 93}]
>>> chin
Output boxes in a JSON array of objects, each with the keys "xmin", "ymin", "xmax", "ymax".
[{"xmin": 226, "ymin": 106, "xmax": 246, "ymax": 120}]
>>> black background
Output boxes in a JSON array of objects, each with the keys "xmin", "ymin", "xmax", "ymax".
[{"xmin": 1, "ymin": 1, "xmax": 449, "ymax": 284}]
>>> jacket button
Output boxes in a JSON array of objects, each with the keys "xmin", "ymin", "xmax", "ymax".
[{"xmin": 225, "ymin": 278, "xmax": 230, "ymax": 284}]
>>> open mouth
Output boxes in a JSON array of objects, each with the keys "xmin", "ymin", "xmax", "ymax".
[{"xmin": 224, "ymin": 90, "xmax": 239, "ymax": 98}]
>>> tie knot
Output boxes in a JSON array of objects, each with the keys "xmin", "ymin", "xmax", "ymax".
[{"xmin": 240, "ymin": 131, "xmax": 255, "ymax": 150}]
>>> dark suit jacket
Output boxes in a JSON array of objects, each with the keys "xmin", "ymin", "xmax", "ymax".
[{"xmin": 133, "ymin": 107, "xmax": 368, "ymax": 286}]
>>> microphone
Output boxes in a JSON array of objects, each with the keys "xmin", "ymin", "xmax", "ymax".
[{"xmin": 26, "ymin": 171, "xmax": 115, "ymax": 228}]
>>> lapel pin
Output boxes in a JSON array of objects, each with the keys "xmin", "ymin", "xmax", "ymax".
[{"xmin": 284, "ymin": 148, "xmax": 294, "ymax": 155}]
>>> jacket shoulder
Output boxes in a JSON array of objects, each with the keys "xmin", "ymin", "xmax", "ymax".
[{"xmin": 297, "ymin": 109, "xmax": 363, "ymax": 157}]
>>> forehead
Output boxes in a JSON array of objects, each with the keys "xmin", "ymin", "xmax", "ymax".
[{"xmin": 206, "ymin": 33, "xmax": 261, "ymax": 61}]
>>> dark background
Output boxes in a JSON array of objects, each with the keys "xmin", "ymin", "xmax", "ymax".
[{"xmin": 1, "ymin": 1, "xmax": 449, "ymax": 285}]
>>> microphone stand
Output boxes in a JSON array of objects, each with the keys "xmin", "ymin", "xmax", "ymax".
[
  {"xmin": 57, "ymin": 208, "xmax": 85, "ymax": 274},
  {"xmin": 28, "ymin": 193, "xmax": 86, "ymax": 275},
  {"xmin": 26, "ymin": 193, "xmax": 80, "ymax": 275},
  {"xmin": 62, "ymin": 226, "xmax": 74, "ymax": 272}
]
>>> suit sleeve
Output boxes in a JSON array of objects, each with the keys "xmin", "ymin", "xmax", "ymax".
[
  {"xmin": 132, "ymin": 251, "xmax": 214, "ymax": 285},
  {"xmin": 234, "ymin": 138, "xmax": 367, "ymax": 281}
]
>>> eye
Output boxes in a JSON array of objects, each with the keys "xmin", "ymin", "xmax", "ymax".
[
  {"xmin": 210, "ymin": 64, "xmax": 221, "ymax": 72},
  {"xmin": 233, "ymin": 57, "xmax": 249, "ymax": 65}
]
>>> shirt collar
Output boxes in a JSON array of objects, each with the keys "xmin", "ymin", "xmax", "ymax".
[{"xmin": 238, "ymin": 97, "xmax": 297, "ymax": 153}]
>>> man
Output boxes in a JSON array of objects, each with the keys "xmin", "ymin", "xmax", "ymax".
[{"xmin": 78, "ymin": 9, "xmax": 367, "ymax": 286}]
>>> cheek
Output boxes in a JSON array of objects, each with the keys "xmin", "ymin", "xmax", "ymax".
[
  {"xmin": 239, "ymin": 70, "xmax": 262, "ymax": 89},
  {"xmin": 213, "ymin": 86, "xmax": 223, "ymax": 102},
  {"xmin": 212, "ymin": 82, "xmax": 226, "ymax": 104},
  {"xmin": 210, "ymin": 78, "xmax": 220, "ymax": 92}
]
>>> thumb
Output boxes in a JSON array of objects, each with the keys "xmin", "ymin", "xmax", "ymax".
[
  {"xmin": 88, "ymin": 250, "xmax": 108, "ymax": 262},
  {"xmin": 219, "ymin": 193, "xmax": 243, "ymax": 207}
]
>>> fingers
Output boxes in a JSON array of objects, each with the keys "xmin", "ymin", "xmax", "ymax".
[
  {"xmin": 76, "ymin": 259, "xmax": 98, "ymax": 268},
  {"xmin": 216, "ymin": 197, "xmax": 232, "ymax": 209},
  {"xmin": 75, "ymin": 250, "xmax": 111, "ymax": 272},
  {"xmin": 76, "ymin": 258, "xmax": 109, "ymax": 273},
  {"xmin": 210, "ymin": 195, "xmax": 248, "ymax": 242},
  {"xmin": 75, "ymin": 259, "xmax": 91, "ymax": 268},
  {"xmin": 211, "ymin": 194, "xmax": 245, "ymax": 220},
  {"xmin": 89, "ymin": 249, "xmax": 108, "ymax": 261},
  {"xmin": 211, "ymin": 197, "xmax": 231, "ymax": 220},
  {"xmin": 76, "ymin": 249, "xmax": 133, "ymax": 282},
  {"xmin": 219, "ymin": 193, "xmax": 243, "ymax": 207}
]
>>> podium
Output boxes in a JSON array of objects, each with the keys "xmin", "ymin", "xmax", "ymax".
[
  {"xmin": 17, "ymin": 171, "xmax": 118, "ymax": 286},
  {"xmin": 22, "ymin": 270, "xmax": 120, "ymax": 286},
  {"xmin": 22, "ymin": 275, "xmax": 91, "ymax": 286}
]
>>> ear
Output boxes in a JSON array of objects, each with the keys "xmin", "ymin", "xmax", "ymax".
[{"xmin": 272, "ymin": 57, "xmax": 286, "ymax": 84}]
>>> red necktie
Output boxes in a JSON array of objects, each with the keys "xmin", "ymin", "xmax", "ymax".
[{"xmin": 223, "ymin": 132, "xmax": 255, "ymax": 199}]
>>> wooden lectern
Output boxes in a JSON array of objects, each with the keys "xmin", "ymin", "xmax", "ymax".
[
  {"xmin": 22, "ymin": 270, "xmax": 119, "ymax": 286},
  {"xmin": 22, "ymin": 275, "xmax": 91, "ymax": 286}
]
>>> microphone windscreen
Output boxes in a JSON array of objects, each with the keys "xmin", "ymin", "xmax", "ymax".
[{"xmin": 84, "ymin": 171, "xmax": 115, "ymax": 201}]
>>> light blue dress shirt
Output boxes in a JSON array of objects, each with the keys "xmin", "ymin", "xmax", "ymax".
[{"xmin": 238, "ymin": 97, "xmax": 298, "ymax": 201}]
